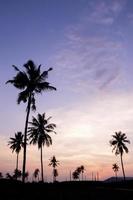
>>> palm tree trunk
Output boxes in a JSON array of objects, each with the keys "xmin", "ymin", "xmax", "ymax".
[
  {"xmin": 53, "ymin": 169, "xmax": 54, "ymax": 182},
  {"xmin": 22, "ymin": 94, "xmax": 31, "ymax": 183},
  {"xmin": 82, "ymin": 172, "xmax": 83, "ymax": 181},
  {"xmin": 40, "ymin": 145, "xmax": 44, "ymax": 182},
  {"xmin": 120, "ymin": 154, "xmax": 126, "ymax": 181},
  {"xmin": 16, "ymin": 153, "xmax": 19, "ymax": 171},
  {"xmin": 115, "ymin": 171, "xmax": 117, "ymax": 182}
]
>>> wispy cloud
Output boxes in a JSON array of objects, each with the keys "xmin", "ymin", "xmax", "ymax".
[
  {"xmin": 88, "ymin": 0, "xmax": 126, "ymax": 25},
  {"xmin": 52, "ymin": 32, "xmax": 125, "ymax": 92},
  {"xmin": 48, "ymin": 0, "xmax": 127, "ymax": 93}
]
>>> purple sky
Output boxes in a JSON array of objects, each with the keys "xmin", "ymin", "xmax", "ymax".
[{"xmin": 0, "ymin": 0, "xmax": 133, "ymax": 181}]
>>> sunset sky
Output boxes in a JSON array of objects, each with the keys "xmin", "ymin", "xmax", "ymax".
[{"xmin": 0, "ymin": 0, "xmax": 133, "ymax": 182}]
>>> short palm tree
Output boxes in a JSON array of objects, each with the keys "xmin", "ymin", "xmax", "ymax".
[
  {"xmin": 49, "ymin": 156, "xmax": 59, "ymax": 182},
  {"xmin": 110, "ymin": 131, "xmax": 130, "ymax": 181},
  {"xmin": 28, "ymin": 113, "xmax": 56, "ymax": 182},
  {"xmin": 8, "ymin": 132, "xmax": 23, "ymax": 176},
  {"xmin": 112, "ymin": 163, "xmax": 119, "ymax": 181},
  {"xmin": 7, "ymin": 60, "xmax": 56, "ymax": 182}
]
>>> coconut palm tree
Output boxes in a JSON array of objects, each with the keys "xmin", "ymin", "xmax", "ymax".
[
  {"xmin": 6, "ymin": 60, "xmax": 56, "ymax": 182},
  {"xmin": 53, "ymin": 169, "xmax": 58, "ymax": 182},
  {"xmin": 112, "ymin": 163, "xmax": 119, "ymax": 181},
  {"xmin": 33, "ymin": 168, "xmax": 40, "ymax": 182},
  {"xmin": 110, "ymin": 131, "xmax": 130, "ymax": 181},
  {"xmin": 8, "ymin": 132, "xmax": 23, "ymax": 177},
  {"xmin": 28, "ymin": 113, "xmax": 56, "ymax": 182},
  {"xmin": 49, "ymin": 156, "xmax": 59, "ymax": 182}
]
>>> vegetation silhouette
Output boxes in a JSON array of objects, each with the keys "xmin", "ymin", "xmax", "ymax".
[
  {"xmin": 8, "ymin": 131, "xmax": 23, "ymax": 179},
  {"xmin": 33, "ymin": 168, "xmax": 40, "ymax": 182},
  {"xmin": 72, "ymin": 170, "xmax": 79, "ymax": 180},
  {"xmin": 110, "ymin": 131, "xmax": 130, "ymax": 181},
  {"xmin": 6, "ymin": 173, "xmax": 13, "ymax": 180},
  {"xmin": 49, "ymin": 156, "xmax": 59, "ymax": 182},
  {"xmin": 28, "ymin": 113, "xmax": 56, "ymax": 182},
  {"xmin": 24, "ymin": 171, "xmax": 29, "ymax": 182},
  {"xmin": 6, "ymin": 60, "xmax": 56, "ymax": 182},
  {"xmin": 112, "ymin": 163, "xmax": 119, "ymax": 181},
  {"xmin": 0, "ymin": 172, "xmax": 3, "ymax": 179},
  {"xmin": 13, "ymin": 169, "xmax": 22, "ymax": 180},
  {"xmin": 72, "ymin": 166, "xmax": 85, "ymax": 181},
  {"xmin": 80, "ymin": 165, "xmax": 85, "ymax": 181}
]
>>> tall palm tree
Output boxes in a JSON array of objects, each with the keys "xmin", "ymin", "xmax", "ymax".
[
  {"xmin": 110, "ymin": 131, "xmax": 130, "ymax": 181},
  {"xmin": 8, "ymin": 132, "xmax": 23, "ymax": 175},
  {"xmin": 28, "ymin": 113, "xmax": 56, "ymax": 182},
  {"xmin": 6, "ymin": 60, "xmax": 56, "ymax": 182},
  {"xmin": 112, "ymin": 163, "xmax": 119, "ymax": 181},
  {"xmin": 49, "ymin": 156, "xmax": 59, "ymax": 182}
]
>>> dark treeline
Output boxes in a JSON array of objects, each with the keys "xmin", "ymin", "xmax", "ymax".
[{"xmin": 0, "ymin": 179, "xmax": 133, "ymax": 200}]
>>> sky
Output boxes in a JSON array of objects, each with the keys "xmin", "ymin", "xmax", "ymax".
[{"xmin": 0, "ymin": 0, "xmax": 133, "ymax": 182}]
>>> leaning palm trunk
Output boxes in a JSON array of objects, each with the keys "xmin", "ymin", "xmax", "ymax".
[
  {"xmin": 22, "ymin": 94, "xmax": 31, "ymax": 183},
  {"xmin": 40, "ymin": 145, "xmax": 44, "ymax": 182},
  {"xmin": 120, "ymin": 153, "xmax": 126, "ymax": 181}
]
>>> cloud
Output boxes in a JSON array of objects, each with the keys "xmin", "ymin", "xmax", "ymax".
[
  {"xmin": 51, "ymin": 33, "xmax": 124, "ymax": 92},
  {"xmin": 48, "ymin": 0, "xmax": 127, "ymax": 93},
  {"xmin": 88, "ymin": 0, "xmax": 126, "ymax": 25}
]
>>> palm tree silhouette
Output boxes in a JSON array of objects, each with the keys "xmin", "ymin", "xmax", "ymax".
[
  {"xmin": 112, "ymin": 163, "xmax": 119, "ymax": 181},
  {"xmin": 33, "ymin": 168, "xmax": 40, "ymax": 182},
  {"xmin": 53, "ymin": 169, "xmax": 58, "ymax": 182},
  {"xmin": 28, "ymin": 113, "xmax": 56, "ymax": 182},
  {"xmin": 8, "ymin": 131, "xmax": 23, "ymax": 178},
  {"xmin": 6, "ymin": 60, "xmax": 56, "ymax": 182},
  {"xmin": 49, "ymin": 156, "xmax": 59, "ymax": 182},
  {"xmin": 110, "ymin": 131, "xmax": 130, "ymax": 181}
]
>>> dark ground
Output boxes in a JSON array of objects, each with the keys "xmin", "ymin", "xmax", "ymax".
[{"xmin": 0, "ymin": 179, "xmax": 133, "ymax": 200}]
